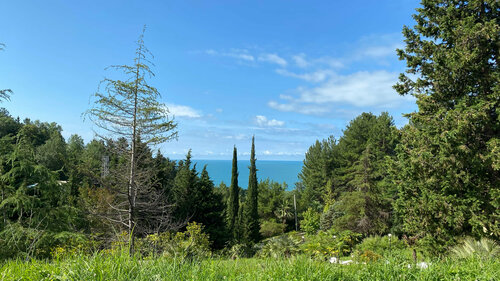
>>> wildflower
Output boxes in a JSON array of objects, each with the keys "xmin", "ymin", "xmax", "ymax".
[{"xmin": 417, "ymin": 262, "xmax": 429, "ymax": 269}]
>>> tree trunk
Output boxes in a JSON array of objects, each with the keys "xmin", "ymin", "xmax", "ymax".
[
  {"xmin": 128, "ymin": 129, "xmax": 136, "ymax": 256},
  {"xmin": 128, "ymin": 60, "xmax": 140, "ymax": 256}
]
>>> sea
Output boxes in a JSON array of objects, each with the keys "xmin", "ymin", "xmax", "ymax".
[{"xmin": 191, "ymin": 160, "xmax": 303, "ymax": 189}]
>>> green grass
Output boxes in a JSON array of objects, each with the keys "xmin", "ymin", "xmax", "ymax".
[{"xmin": 1, "ymin": 252, "xmax": 499, "ymax": 280}]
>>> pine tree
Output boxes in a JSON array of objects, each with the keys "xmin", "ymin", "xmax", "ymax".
[
  {"xmin": 244, "ymin": 136, "xmax": 260, "ymax": 243},
  {"xmin": 298, "ymin": 136, "xmax": 337, "ymax": 209},
  {"xmin": 84, "ymin": 27, "xmax": 178, "ymax": 254},
  {"xmin": 227, "ymin": 146, "xmax": 239, "ymax": 241},
  {"xmin": 0, "ymin": 43, "xmax": 12, "ymax": 102},
  {"xmin": 393, "ymin": 0, "xmax": 500, "ymax": 252}
]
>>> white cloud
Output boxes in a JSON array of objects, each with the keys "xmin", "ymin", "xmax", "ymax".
[
  {"xmin": 354, "ymin": 33, "xmax": 403, "ymax": 60},
  {"xmin": 292, "ymin": 54, "xmax": 309, "ymax": 68},
  {"xmin": 269, "ymin": 70, "xmax": 414, "ymax": 115},
  {"xmin": 166, "ymin": 104, "xmax": 202, "ymax": 118},
  {"xmin": 255, "ymin": 115, "xmax": 285, "ymax": 127},
  {"xmin": 223, "ymin": 134, "xmax": 248, "ymax": 140},
  {"xmin": 292, "ymin": 54, "xmax": 344, "ymax": 69},
  {"xmin": 358, "ymin": 45, "xmax": 400, "ymax": 58},
  {"xmin": 261, "ymin": 150, "xmax": 303, "ymax": 156},
  {"xmin": 276, "ymin": 69, "xmax": 334, "ymax": 83},
  {"xmin": 315, "ymin": 57, "xmax": 344, "ymax": 68},
  {"xmin": 215, "ymin": 108, "xmax": 223, "ymax": 113},
  {"xmin": 205, "ymin": 49, "xmax": 255, "ymax": 61},
  {"xmin": 296, "ymin": 71, "xmax": 401, "ymax": 107},
  {"xmin": 258, "ymin": 53, "xmax": 287, "ymax": 66},
  {"xmin": 205, "ymin": 49, "xmax": 217, "ymax": 56},
  {"xmin": 232, "ymin": 53, "xmax": 255, "ymax": 61},
  {"xmin": 268, "ymin": 101, "xmax": 331, "ymax": 115},
  {"xmin": 279, "ymin": 94, "xmax": 294, "ymax": 101}
]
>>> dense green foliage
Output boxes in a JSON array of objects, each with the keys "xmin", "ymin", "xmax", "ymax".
[
  {"xmin": 299, "ymin": 112, "xmax": 399, "ymax": 236},
  {"xmin": 392, "ymin": 0, "xmax": 499, "ymax": 253},
  {"xmin": 354, "ymin": 235, "xmax": 406, "ymax": 257},
  {"xmin": 0, "ymin": 115, "xmax": 87, "ymax": 259},
  {"xmin": 0, "ymin": 109, "xmax": 230, "ymax": 258},
  {"xmin": 171, "ymin": 152, "xmax": 227, "ymax": 248}
]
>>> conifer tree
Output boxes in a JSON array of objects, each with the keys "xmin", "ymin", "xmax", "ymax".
[
  {"xmin": 0, "ymin": 90, "xmax": 11, "ymax": 102},
  {"xmin": 85, "ymin": 27, "xmax": 178, "ymax": 254},
  {"xmin": 0, "ymin": 43, "xmax": 12, "ymax": 102},
  {"xmin": 298, "ymin": 137, "xmax": 337, "ymax": 209},
  {"xmin": 172, "ymin": 150, "xmax": 197, "ymax": 221},
  {"xmin": 197, "ymin": 166, "xmax": 228, "ymax": 249},
  {"xmin": 235, "ymin": 199, "xmax": 245, "ymax": 242},
  {"xmin": 227, "ymin": 146, "xmax": 239, "ymax": 241},
  {"xmin": 244, "ymin": 136, "xmax": 260, "ymax": 243},
  {"xmin": 393, "ymin": 0, "xmax": 499, "ymax": 252},
  {"xmin": 0, "ymin": 120, "xmax": 84, "ymax": 259}
]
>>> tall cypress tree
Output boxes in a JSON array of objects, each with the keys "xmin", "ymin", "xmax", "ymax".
[
  {"xmin": 393, "ymin": 0, "xmax": 499, "ymax": 252},
  {"xmin": 245, "ymin": 136, "xmax": 260, "ymax": 243},
  {"xmin": 227, "ymin": 146, "xmax": 239, "ymax": 241}
]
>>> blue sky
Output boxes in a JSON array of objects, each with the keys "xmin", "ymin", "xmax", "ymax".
[{"xmin": 0, "ymin": 0, "xmax": 419, "ymax": 160}]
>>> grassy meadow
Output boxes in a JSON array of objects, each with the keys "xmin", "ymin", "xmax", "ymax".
[{"xmin": 1, "ymin": 252, "xmax": 499, "ymax": 281}]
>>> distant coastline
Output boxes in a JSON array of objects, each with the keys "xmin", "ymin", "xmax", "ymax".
[{"xmin": 190, "ymin": 160, "xmax": 303, "ymax": 189}]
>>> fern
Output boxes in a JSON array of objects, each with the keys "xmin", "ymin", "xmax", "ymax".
[{"xmin": 451, "ymin": 237, "xmax": 500, "ymax": 260}]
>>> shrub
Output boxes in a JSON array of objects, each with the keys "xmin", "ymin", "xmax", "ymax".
[
  {"xmin": 228, "ymin": 243, "xmax": 253, "ymax": 259},
  {"xmin": 0, "ymin": 222, "xmax": 92, "ymax": 260},
  {"xmin": 301, "ymin": 229, "xmax": 361, "ymax": 259},
  {"xmin": 300, "ymin": 208, "xmax": 320, "ymax": 235},
  {"xmin": 320, "ymin": 205, "xmax": 341, "ymax": 231},
  {"xmin": 255, "ymin": 234, "xmax": 301, "ymax": 258},
  {"xmin": 136, "ymin": 222, "xmax": 211, "ymax": 260},
  {"xmin": 354, "ymin": 235, "xmax": 406, "ymax": 257},
  {"xmin": 259, "ymin": 220, "xmax": 285, "ymax": 238},
  {"xmin": 357, "ymin": 250, "xmax": 382, "ymax": 263},
  {"xmin": 49, "ymin": 231, "xmax": 96, "ymax": 259},
  {"xmin": 451, "ymin": 237, "xmax": 500, "ymax": 260},
  {"xmin": 163, "ymin": 222, "xmax": 211, "ymax": 260}
]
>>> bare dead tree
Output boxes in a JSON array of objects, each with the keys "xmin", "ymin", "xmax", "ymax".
[{"xmin": 84, "ymin": 27, "xmax": 179, "ymax": 255}]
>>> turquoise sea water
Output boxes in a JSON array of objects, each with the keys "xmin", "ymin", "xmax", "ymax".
[{"xmin": 192, "ymin": 160, "xmax": 303, "ymax": 189}]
